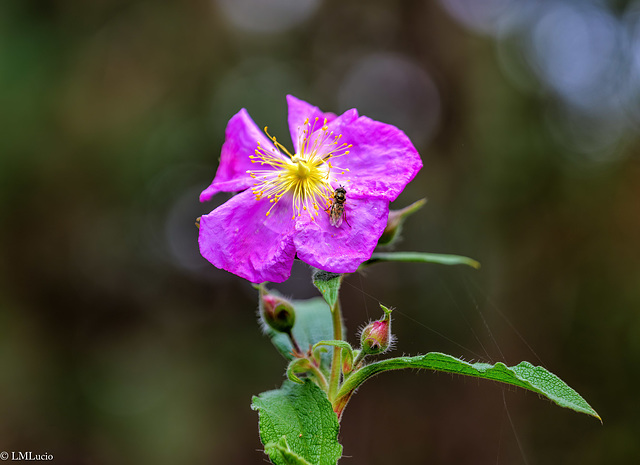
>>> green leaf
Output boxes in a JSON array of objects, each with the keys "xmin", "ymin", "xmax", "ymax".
[
  {"xmin": 264, "ymin": 437, "xmax": 313, "ymax": 465},
  {"xmin": 312, "ymin": 269, "xmax": 343, "ymax": 308},
  {"xmin": 362, "ymin": 252, "xmax": 480, "ymax": 270},
  {"xmin": 252, "ymin": 380, "xmax": 343, "ymax": 465},
  {"xmin": 265, "ymin": 297, "xmax": 334, "ymax": 369},
  {"xmin": 336, "ymin": 352, "xmax": 600, "ymax": 421}
]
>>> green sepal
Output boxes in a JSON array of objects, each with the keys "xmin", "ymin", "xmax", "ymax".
[
  {"xmin": 313, "ymin": 340, "xmax": 354, "ymax": 370},
  {"xmin": 312, "ymin": 269, "xmax": 343, "ymax": 309},
  {"xmin": 264, "ymin": 437, "xmax": 313, "ymax": 465},
  {"xmin": 360, "ymin": 252, "xmax": 480, "ymax": 270},
  {"xmin": 286, "ymin": 359, "xmax": 312, "ymax": 385},
  {"xmin": 336, "ymin": 352, "xmax": 600, "ymax": 421},
  {"xmin": 252, "ymin": 380, "xmax": 343, "ymax": 465}
]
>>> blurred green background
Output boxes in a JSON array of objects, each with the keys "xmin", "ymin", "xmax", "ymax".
[{"xmin": 1, "ymin": 0, "xmax": 639, "ymax": 463}]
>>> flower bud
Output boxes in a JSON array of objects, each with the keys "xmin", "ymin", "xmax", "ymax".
[
  {"xmin": 260, "ymin": 289, "xmax": 296, "ymax": 334},
  {"xmin": 360, "ymin": 305, "xmax": 394, "ymax": 355},
  {"xmin": 378, "ymin": 198, "xmax": 426, "ymax": 246}
]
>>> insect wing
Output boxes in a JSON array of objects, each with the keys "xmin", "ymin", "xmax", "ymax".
[{"xmin": 329, "ymin": 203, "xmax": 344, "ymax": 227}]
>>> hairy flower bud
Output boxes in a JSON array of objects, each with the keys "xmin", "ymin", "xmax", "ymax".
[
  {"xmin": 360, "ymin": 305, "xmax": 394, "ymax": 355},
  {"xmin": 260, "ymin": 290, "xmax": 296, "ymax": 335},
  {"xmin": 378, "ymin": 198, "xmax": 426, "ymax": 246}
]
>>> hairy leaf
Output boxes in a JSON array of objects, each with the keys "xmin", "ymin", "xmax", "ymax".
[
  {"xmin": 312, "ymin": 269, "xmax": 343, "ymax": 308},
  {"xmin": 252, "ymin": 381, "xmax": 343, "ymax": 465},
  {"xmin": 337, "ymin": 352, "xmax": 600, "ymax": 421},
  {"xmin": 264, "ymin": 437, "xmax": 313, "ymax": 465}
]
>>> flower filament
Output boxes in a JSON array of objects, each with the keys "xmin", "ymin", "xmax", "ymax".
[{"xmin": 247, "ymin": 117, "xmax": 351, "ymax": 220}]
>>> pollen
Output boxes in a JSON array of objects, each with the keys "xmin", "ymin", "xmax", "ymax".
[{"xmin": 246, "ymin": 117, "xmax": 351, "ymax": 220}]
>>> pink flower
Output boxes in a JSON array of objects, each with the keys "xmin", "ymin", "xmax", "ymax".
[{"xmin": 198, "ymin": 96, "xmax": 422, "ymax": 283}]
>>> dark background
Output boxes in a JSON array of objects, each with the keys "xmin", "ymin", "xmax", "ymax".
[{"xmin": 1, "ymin": 0, "xmax": 639, "ymax": 463}]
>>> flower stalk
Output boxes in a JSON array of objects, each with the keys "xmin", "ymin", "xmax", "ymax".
[
  {"xmin": 328, "ymin": 300, "xmax": 343, "ymax": 402},
  {"xmin": 352, "ymin": 349, "xmax": 366, "ymax": 368}
]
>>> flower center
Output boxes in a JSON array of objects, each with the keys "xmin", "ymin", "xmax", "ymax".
[{"xmin": 247, "ymin": 117, "xmax": 351, "ymax": 220}]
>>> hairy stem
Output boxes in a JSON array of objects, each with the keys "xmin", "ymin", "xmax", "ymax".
[
  {"xmin": 352, "ymin": 350, "xmax": 366, "ymax": 369},
  {"xmin": 328, "ymin": 300, "xmax": 343, "ymax": 402},
  {"xmin": 308, "ymin": 363, "xmax": 329, "ymax": 391},
  {"xmin": 333, "ymin": 391, "xmax": 353, "ymax": 421}
]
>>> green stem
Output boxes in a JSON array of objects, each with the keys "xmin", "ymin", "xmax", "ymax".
[
  {"xmin": 307, "ymin": 363, "xmax": 329, "ymax": 391},
  {"xmin": 352, "ymin": 350, "xmax": 366, "ymax": 369},
  {"xmin": 328, "ymin": 300, "xmax": 343, "ymax": 401}
]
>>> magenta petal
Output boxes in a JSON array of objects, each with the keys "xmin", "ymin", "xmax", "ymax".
[
  {"xmin": 199, "ymin": 96, "xmax": 424, "ymax": 283},
  {"xmin": 293, "ymin": 197, "xmax": 389, "ymax": 273},
  {"xmin": 200, "ymin": 109, "xmax": 276, "ymax": 202},
  {"xmin": 333, "ymin": 116, "xmax": 423, "ymax": 202},
  {"xmin": 286, "ymin": 95, "xmax": 359, "ymax": 153},
  {"xmin": 286, "ymin": 95, "xmax": 330, "ymax": 152},
  {"xmin": 199, "ymin": 189, "xmax": 297, "ymax": 283},
  {"xmin": 200, "ymin": 178, "xmax": 253, "ymax": 202}
]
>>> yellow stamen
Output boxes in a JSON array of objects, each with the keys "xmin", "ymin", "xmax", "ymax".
[{"xmin": 246, "ymin": 117, "xmax": 352, "ymax": 220}]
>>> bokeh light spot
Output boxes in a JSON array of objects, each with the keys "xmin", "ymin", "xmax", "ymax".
[
  {"xmin": 215, "ymin": 0, "xmax": 321, "ymax": 34},
  {"xmin": 337, "ymin": 53, "xmax": 441, "ymax": 148}
]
